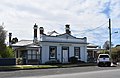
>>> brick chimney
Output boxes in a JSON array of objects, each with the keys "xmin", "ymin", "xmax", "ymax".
[
  {"xmin": 33, "ymin": 23, "xmax": 38, "ymax": 43},
  {"xmin": 39, "ymin": 27, "xmax": 44, "ymax": 35},
  {"xmin": 65, "ymin": 24, "xmax": 71, "ymax": 34},
  {"xmin": 9, "ymin": 33, "xmax": 12, "ymax": 46}
]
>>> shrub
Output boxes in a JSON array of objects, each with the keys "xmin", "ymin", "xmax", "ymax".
[
  {"xmin": 69, "ymin": 56, "xmax": 78, "ymax": 64},
  {"xmin": 16, "ymin": 58, "xmax": 23, "ymax": 65},
  {"xmin": 78, "ymin": 60, "xmax": 85, "ymax": 63},
  {"xmin": 45, "ymin": 59, "xmax": 60, "ymax": 65}
]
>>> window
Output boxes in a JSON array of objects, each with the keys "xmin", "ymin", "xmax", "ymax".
[
  {"xmin": 49, "ymin": 46, "xmax": 57, "ymax": 59},
  {"xmin": 99, "ymin": 55, "xmax": 109, "ymax": 58},
  {"xmin": 28, "ymin": 51, "xmax": 32, "ymax": 59},
  {"xmin": 74, "ymin": 47, "xmax": 80, "ymax": 59},
  {"xmin": 27, "ymin": 50, "xmax": 40, "ymax": 60}
]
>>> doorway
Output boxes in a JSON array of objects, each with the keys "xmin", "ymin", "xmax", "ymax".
[{"xmin": 62, "ymin": 47, "xmax": 69, "ymax": 63}]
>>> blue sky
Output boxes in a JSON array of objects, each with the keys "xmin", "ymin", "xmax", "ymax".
[{"xmin": 0, "ymin": 0, "xmax": 120, "ymax": 47}]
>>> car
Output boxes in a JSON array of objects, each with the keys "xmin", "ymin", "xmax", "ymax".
[{"xmin": 97, "ymin": 54, "xmax": 111, "ymax": 67}]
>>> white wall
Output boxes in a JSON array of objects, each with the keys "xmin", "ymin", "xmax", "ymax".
[
  {"xmin": 41, "ymin": 45, "xmax": 49, "ymax": 64},
  {"xmin": 69, "ymin": 46, "xmax": 74, "ymax": 57},
  {"xmin": 84, "ymin": 46, "xmax": 88, "ymax": 62},
  {"xmin": 41, "ymin": 42, "xmax": 87, "ymax": 63},
  {"xmin": 81, "ymin": 46, "xmax": 87, "ymax": 62},
  {"xmin": 57, "ymin": 46, "xmax": 62, "ymax": 62}
]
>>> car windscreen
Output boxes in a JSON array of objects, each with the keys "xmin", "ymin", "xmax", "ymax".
[{"xmin": 99, "ymin": 55, "xmax": 109, "ymax": 58}]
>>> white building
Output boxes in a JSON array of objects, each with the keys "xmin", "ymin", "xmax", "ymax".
[{"xmin": 12, "ymin": 24, "xmax": 87, "ymax": 64}]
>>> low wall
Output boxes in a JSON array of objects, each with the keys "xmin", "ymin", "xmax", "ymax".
[{"xmin": 0, "ymin": 58, "xmax": 16, "ymax": 66}]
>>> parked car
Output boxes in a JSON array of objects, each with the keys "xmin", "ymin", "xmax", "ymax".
[{"xmin": 97, "ymin": 54, "xmax": 111, "ymax": 67}]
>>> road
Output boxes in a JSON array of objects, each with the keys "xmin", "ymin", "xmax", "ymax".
[
  {"xmin": 0, "ymin": 66, "xmax": 120, "ymax": 78},
  {"xmin": 21, "ymin": 69, "xmax": 120, "ymax": 78}
]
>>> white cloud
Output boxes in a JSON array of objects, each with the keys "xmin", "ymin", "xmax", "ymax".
[{"xmin": 0, "ymin": 0, "xmax": 120, "ymax": 46}]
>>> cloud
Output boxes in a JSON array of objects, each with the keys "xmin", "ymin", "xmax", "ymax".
[
  {"xmin": 100, "ymin": 1, "xmax": 111, "ymax": 18},
  {"xmin": 0, "ymin": 0, "xmax": 120, "ymax": 46}
]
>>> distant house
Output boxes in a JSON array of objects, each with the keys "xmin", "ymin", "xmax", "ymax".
[
  {"xmin": 12, "ymin": 24, "xmax": 87, "ymax": 64},
  {"xmin": 87, "ymin": 43, "xmax": 100, "ymax": 62}
]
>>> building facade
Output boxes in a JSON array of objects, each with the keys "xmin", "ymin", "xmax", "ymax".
[
  {"xmin": 12, "ymin": 24, "xmax": 87, "ymax": 64},
  {"xmin": 87, "ymin": 43, "xmax": 100, "ymax": 62}
]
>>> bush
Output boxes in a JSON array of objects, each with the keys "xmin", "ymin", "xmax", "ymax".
[
  {"xmin": 0, "ymin": 47, "xmax": 14, "ymax": 58},
  {"xmin": 45, "ymin": 59, "xmax": 60, "ymax": 65},
  {"xmin": 78, "ymin": 60, "xmax": 85, "ymax": 63},
  {"xmin": 16, "ymin": 58, "xmax": 23, "ymax": 65},
  {"xmin": 69, "ymin": 56, "xmax": 78, "ymax": 64}
]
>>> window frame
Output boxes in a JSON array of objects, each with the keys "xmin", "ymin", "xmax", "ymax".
[
  {"xmin": 49, "ymin": 46, "xmax": 57, "ymax": 60},
  {"xmin": 27, "ymin": 49, "xmax": 40, "ymax": 60},
  {"xmin": 74, "ymin": 47, "xmax": 80, "ymax": 59}
]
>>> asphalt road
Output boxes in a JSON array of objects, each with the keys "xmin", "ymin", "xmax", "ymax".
[
  {"xmin": 0, "ymin": 66, "xmax": 120, "ymax": 78},
  {"xmin": 22, "ymin": 69, "xmax": 120, "ymax": 78}
]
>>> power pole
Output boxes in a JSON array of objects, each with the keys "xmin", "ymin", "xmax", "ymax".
[{"xmin": 108, "ymin": 18, "xmax": 112, "ymax": 57}]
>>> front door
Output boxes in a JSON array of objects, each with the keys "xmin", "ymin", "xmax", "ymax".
[
  {"xmin": 21, "ymin": 50, "xmax": 27, "ymax": 65},
  {"xmin": 62, "ymin": 47, "xmax": 69, "ymax": 63}
]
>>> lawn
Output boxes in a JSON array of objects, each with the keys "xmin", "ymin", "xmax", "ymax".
[
  {"xmin": 0, "ymin": 63, "xmax": 96, "ymax": 71},
  {"xmin": 0, "ymin": 65, "xmax": 59, "ymax": 71}
]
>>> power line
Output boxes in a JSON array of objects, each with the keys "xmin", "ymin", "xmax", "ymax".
[
  {"xmin": 79, "ymin": 21, "xmax": 109, "ymax": 35},
  {"xmin": 81, "ymin": 21, "xmax": 108, "ymax": 33}
]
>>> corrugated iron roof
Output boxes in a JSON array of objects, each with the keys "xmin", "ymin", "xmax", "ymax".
[
  {"xmin": 87, "ymin": 43, "xmax": 98, "ymax": 47},
  {"xmin": 12, "ymin": 40, "xmax": 33, "ymax": 47}
]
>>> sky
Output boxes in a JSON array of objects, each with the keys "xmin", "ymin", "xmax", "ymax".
[{"xmin": 0, "ymin": 0, "xmax": 120, "ymax": 47}]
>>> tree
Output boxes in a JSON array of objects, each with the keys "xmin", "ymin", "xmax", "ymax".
[
  {"xmin": 100, "ymin": 50, "xmax": 109, "ymax": 54},
  {"xmin": 1, "ymin": 46, "xmax": 14, "ymax": 58},
  {"xmin": 111, "ymin": 46, "xmax": 120, "ymax": 62},
  {"xmin": 5, "ymin": 46, "xmax": 14, "ymax": 58},
  {"xmin": 103, "ymin": 40, "xmax": 113, "ymax": 50},
  {"xmin": 0, "ymin": 25, "xmax": 14, "ymax": 58},
  {"xmin": 0, "ymin": 26, "xmax": 6, "ymax": 43},
  {"xmin": 11, "ymin": 37, "xmax": 18, "ymax": 44},
  {"xmin": 0, "ymin": 26, "xmax": 7, "ymax": 58}
]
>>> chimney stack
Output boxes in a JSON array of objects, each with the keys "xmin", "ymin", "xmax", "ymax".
[
  {"xmin": 39, "ymin": 27, "xmax": 44, "ymax": 35},
  {"xmin": 33, "ymin": 23, "xmax": 38, "ymax": 43},
  {"xmin": 65, "ymin": 24, "xmax": 71, "ymax": 34},
  {"xmin": 9, "ymin": 33, "xmax": 12, "ymax": 46}
]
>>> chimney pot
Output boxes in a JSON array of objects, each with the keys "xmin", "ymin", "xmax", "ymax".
[
  {"xmin": 65, "ymin": 24, "xmax": 71, "ymax": 34},
  {"xmin": 34, "ymin": 23, "xmax": 38, "ymax": 29},
  {"xmin": 9, "ymin": 33, "xmax": 12, "ymax": 46},
  {"xmin": 39, "ymin": 27, "xmax": 44, "ymax": 34},
  {"xmin": 33, "ymin": 23, "xmax": 38, "ymax": 43}
]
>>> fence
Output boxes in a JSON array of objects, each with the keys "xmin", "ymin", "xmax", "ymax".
[{"xmin": 0, "ymin": 58, "xmax": 16, "ymax": 66}]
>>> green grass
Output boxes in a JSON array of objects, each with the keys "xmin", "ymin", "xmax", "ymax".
[
  {"xmin": 0, "ymin": 66, "xmax": 21, "ymax": 70},
  {"xmin": 0, "ymin": 65, "xmax": 59, "ymax": 71},
  {"xmin": 0, "ymin": 63, "xmax": 96, "ymax": 71}
]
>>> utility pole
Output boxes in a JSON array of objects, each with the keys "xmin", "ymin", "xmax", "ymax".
[{"xmin": 108, "ymin": 18, "xmax": 112, "ymax": 57}]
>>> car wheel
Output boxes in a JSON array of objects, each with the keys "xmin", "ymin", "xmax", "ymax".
[{"xmin": 107, "ymin": 63, "xmax": 111, "ymax": 67}]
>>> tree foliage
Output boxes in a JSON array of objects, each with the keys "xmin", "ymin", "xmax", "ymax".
[
  {"xmin": 0, "ymin": 26, "xmax": 7, "ymax": 57},
  {"xmin": 11, "ymin": 37, "xmax": 18, "ymax": 44},
  {"xmin": 111, "ymin": 46, "xmax": 120, "ymax": 61},
  {"xmin": 103, "ymin": 41, "xmax": 113, "ymax": 50},
  {"xmin": 0, "ymin": 26, "xmax": 6, "ymax": 44},
  {"xmin": 103, "ymin": 41, "xmax": 110, "ymax": 50},
  {"xmin": 100, "ymin": 50, "xmax": 109, "ymax": 54},
  {"xmin": 0, "ymin": 26, "xmax": 14, "ymax": 58},
  {"xmin": 1, "ymin": 46, "xmax": 14, "ymax": 58},
  {"xmin": 5, "ymin": 46, "xmax": 14, "ymax": 58}
]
